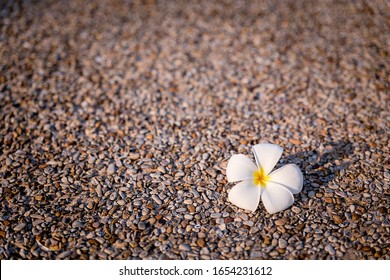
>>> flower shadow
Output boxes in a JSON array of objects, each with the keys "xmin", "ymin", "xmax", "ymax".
[{"xmin": 281, "ymin": 139, "xmax": 355, "ymax": 196}]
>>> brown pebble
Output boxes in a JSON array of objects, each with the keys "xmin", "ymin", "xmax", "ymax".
[
  {"xmin": 197, "ymin": 238, "xmax": 205, "ymax": 247},
  {"xmin": 324, "ymin": 197, "xmax": 333, "ymax": 203},
  {"xmin": 14, "ymin": 223, "xmax": 26, "ymax": 232},
  {"xmin": 148, "ymin": 218, "xmax": 156, "ymax": 225},
  {"xmin": 291, "ymin": 206, "xmax": 301, "ymax": 214},
  {"xmin": 275, "ymin": 218, "xmax": 288, "ymax": 226},
  {"xmin": 179, "ymin": 244, "xmax": 191, "ymax": 251},
  {"xmin": 129, "ymin": 153, "xmax": 140, "ymax": 160},
  {"xmin": 187, "ymin": 205, "xmax": 195, "ymax": 212}
]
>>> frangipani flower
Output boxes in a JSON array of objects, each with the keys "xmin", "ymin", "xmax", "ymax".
[{"xmin": 226, "ymin": 143, "xmax": 303, "ymax": 214}]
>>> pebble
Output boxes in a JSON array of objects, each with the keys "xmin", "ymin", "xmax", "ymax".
[
  {"xmin": 32, "ymin": 219, "xmax": 44, "ymax": 226},
  {"xmin": 138, "ymin": 222, "xmax": 146, "ymax": 230},
  {"xmin": 206, "ymin": 168, "xmax": 217, "ymax": 178},
  {"xmin": 152, "ymin": 195, "xmax": 162, "ymax": 205},
  {"xmin": 107, "ymin": 163, "xmax": 116, "ymax": 175},
  {"xmin": 179, "ymin": 244, "xmax": 191, "ymax": 251},
  {"xmin": 158, "ymin": 166, "xmax": 166, "ymax": 173},
  {"xmin": 291, "ymin": 206, "xmax": 301, "ymax": 214},
  {"xmin": 183, "ymin": 199, "xmax": 193, "ymax": 205},
  {"xmin": 243, "ymin": 221, "xmax": 254, "ymax": 227},
  {"xmin": 218, "ymin": 224, "xmax": 226, "ymax": 231},
  {"xmin": 134, "ymin": 200, "xmax": 142, "ymax": 207},
  {"xmin": 14, "ymin": 223, "xmax": 26, "ymax": 232},
  {"xmin": 210, "ymin": 213, "xmax": 221, "ymax": 219},
  {"xmin": 197, "ymin": 238, "xmax": 206, "ymax": 247},
  {"xmin": 278, "ymin": 238, "xmax": 287, "ymax": 249},
  {"xmin": 275, "ymin": 218, "xmax": 287, "ymax": 226},
  {"xmin": 325, "ymin": 244, "xmax": 336, "ymax": 255},
  {"xmin": 129, "ymin": 153, "xmax": 140, "ymax": 160},
  {"xmin": 95, "ymin": 184, "xmax": 102, "ymax": 197}
]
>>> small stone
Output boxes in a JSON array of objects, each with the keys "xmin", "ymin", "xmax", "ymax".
[
  {"xmin": 107, "ymin": 163, "xmax": 116, "ymax": 175},
  {"xmin": 129, "ymin": 153, "xmax": 140, "ymax": 160},
  {"xmin": 57, "ymin": 251, "xmax": 72, "ymax": 259},
  {"xmin": 96, "ymin": 184, "xmax": 102, "ymax": 197},
  {"xmin": 88, "ymin": 156, "xmax": 96, "ymax": 164},
  {"xmin": 14, "ymin": 223, "xmax": 26, "ymax": 232},
  {"xmin": 134, "ymin": 200, "xmax": 142, "ymax": 207},
  {"xmin": 5, "ymin": 157, "xmax": 13, "ymax": 166},
  {"xmin": 152, "ymin": 195, "xmax": 162, "ymax": 205},
  {"xmin": 32, "ymin": 219, "xmax": 44, "ymax": 227},
  {"xmin": 275, "ymin": 218, "xmax": 287, "ymax": 226},
  {"xmin": 325, "ymin": 244, "xmax": 336, "ymax": 255},
  {"xmin": 206, "ymin": 168, "xmax": 217, "ymax": 178},
  {"xmin": 218, "ymin": 224, "xmax": 226, "ymax": 230},
  {"xmin": 72, "ymin": 221, "xmax": 83, "ymax": 227},
  {"xmin": 291, "ymin": 206, "xmax": 301, "ymax": 214},
  {"xmin": 278, "ymin": 238, "xmax": 287, "ymax": 248},
  {"xmin": 243, "ymin": 221, "xmax": 254, "ymax": 227},
  {"xmin": 183, "ymin": 199, "xmax": 193, "ymax": 205},
  {"xmin": 210, "ymin": 213, "xmax": 221, "ymax": 218},
  {"xmin": 179, "ymin": 244, "xmax": 191, "ymax": 251},
  {"xmin": 197, "ymin": 238, "xmax": 206, "ymax": 248},
  {"xmin": 138, "ymin": 222, "xmax": 146, "ymax": 230},
  {"xmin": 184, "ymin": 214, "xmax": 193, "ymax": 220},
  {"xmin": 158, "ymin": 166, "xmax": 166, "ymax": 173},
  {"xmin": 308, "ymin": 191, "xmax": 315, "ymax": 198}
]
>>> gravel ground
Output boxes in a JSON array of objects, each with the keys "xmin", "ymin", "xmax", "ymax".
[{"xmin": 0, "ymin": 0, "xmax": 389, "ymax": 260}]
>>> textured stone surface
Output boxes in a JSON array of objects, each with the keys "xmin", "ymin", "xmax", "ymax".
[{"xmin": 0, "ymin": 0, "xmax": 389, "ymax": 260}]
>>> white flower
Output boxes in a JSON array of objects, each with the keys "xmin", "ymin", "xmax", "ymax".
[{"xmin": 226, "ymin": 143, "xmax": 303, "ymax": 214}]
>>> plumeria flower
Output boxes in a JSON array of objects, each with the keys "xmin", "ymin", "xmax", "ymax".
[{"xmin": 226, "ymin": 143, "xmax": 303, "ymax": 214}]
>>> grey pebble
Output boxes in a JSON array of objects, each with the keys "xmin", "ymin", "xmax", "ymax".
[
  {"xmin": 325, "ymin": 244, "xmax": 336, "ymax": 255},
  {"xmin": 107, "ymin": 163, "xmax": 116, "ymax": 175}
]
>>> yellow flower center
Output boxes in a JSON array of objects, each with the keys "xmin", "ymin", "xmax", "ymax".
[{"xmin": 253, "ymin": 167, "xmax": 269, "ymax": 188}]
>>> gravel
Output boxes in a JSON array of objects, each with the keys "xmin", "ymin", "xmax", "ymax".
[{"xmin": 0, "ymin": 0, "xmax": 389, "ymax": 260}]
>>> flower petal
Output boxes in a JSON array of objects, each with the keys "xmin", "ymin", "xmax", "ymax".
[
  {"xmin": 261, "ymin": 183, "xmax": 294, "ymax": 214},
  {"xmin": 252, "ymin": 143, "xmax": 283, "ymax": 175},
  {"xmin": 228, "ymin": 180, "xmax": 261, "ymax": 212},
  {"xmin": 226, "ymin": 154, "xmax": 257, "ymax": 183},
  {"xmin": 268, "ymin": 164, "xmax": 303, "ymax": 194}
]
